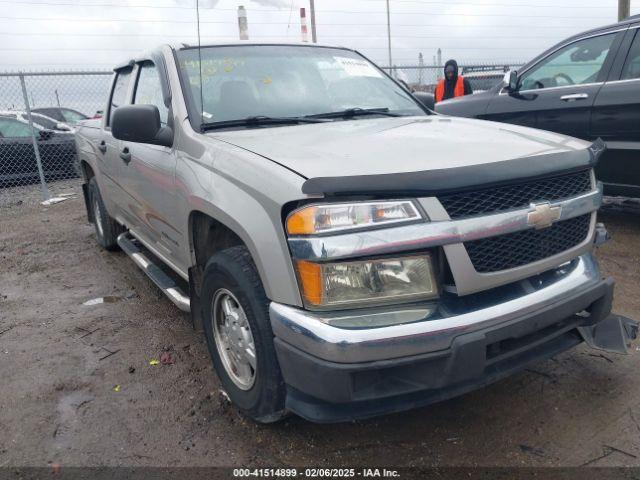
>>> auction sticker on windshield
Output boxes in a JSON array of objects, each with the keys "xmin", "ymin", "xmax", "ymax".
[{"xmin": 334, "ymin": 57, "xmax": 382, "ymax": 78}]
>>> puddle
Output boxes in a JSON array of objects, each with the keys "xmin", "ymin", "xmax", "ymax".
[{"xmin": 53, "ymin": 391, "xmax": 94, "ymax": 447}]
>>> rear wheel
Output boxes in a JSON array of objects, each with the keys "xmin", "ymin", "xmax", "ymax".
[
  {"xmin": 88, "ymin": 177, "xmax": 121, "ymax": 251},
  {"xmin": 201, "ymin": 245, "xmax": 286, "ymax": 423}
]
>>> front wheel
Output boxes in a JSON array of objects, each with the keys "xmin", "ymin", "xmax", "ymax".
[{"xmin": 201, "ymin": 246, "xmax": 286, "ymax": 423}]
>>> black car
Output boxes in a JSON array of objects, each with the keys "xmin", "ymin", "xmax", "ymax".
[
  {"xmin": 0, "ymin": 115, "xmax": 78, "ymax": 187},
  {"xmin": 32, "ymin": 107, "xmax": 88, "ymax": 124},
  {"xmin": 436, "ymin": 15, "xmax": 640, "ymax": 198}
]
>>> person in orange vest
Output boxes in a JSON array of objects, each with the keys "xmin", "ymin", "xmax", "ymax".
[{"xmin": 434, "ymin": 59, "xmax": 473, "ymax": 103}]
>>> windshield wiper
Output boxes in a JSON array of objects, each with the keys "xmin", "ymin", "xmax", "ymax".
[
  {"xmin": 200, "ymin": 115, "xmax": 326, "ymax": 132},
  {"xmin": 305, "ymin": 107, "xmax": 403, "ymax": 119}
]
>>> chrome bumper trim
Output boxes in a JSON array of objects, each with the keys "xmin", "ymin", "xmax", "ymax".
[
  {"xmin": 270, "ymin": 253, "xmax": 600, "ymax": 363},
  {"xmin": 288, "ymin": 185, "xmax": 603, "ymax": 262}
]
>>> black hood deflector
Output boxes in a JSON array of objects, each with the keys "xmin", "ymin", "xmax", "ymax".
[{"xmin": 301, "ymin": 138, "xmax": 605, "ymax": 196}]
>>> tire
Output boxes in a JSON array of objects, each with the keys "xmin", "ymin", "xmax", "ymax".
[
  {"xmin": 201, "ymin": 245, "xmax": 286, "ymax": 423},
  {"xmin": 88, "ymin": 177, "xmax": 121, "ymax": 251}
]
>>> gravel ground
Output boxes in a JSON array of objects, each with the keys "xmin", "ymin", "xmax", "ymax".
[{"xmin": 1, "ymin": 183, "xmax": 639, "ymax": 469}]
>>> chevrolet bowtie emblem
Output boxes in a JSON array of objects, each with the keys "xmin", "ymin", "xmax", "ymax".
[{"xmin": 527, "ymin": 202, "xmax": 562, "ymax": 229}]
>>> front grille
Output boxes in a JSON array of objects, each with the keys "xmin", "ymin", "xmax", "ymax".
[
  {"xmin": 466, "ymin": 214, "xmax": 591, "ymax": 273},
  {"xmin": 438, "ymin": 170, "xmax": 592, "ymax": 219}
]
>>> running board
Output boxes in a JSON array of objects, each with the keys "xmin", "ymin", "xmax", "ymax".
[{"xmin": 117, "ymin": 232, "xmax": 191, "ymax": 313}]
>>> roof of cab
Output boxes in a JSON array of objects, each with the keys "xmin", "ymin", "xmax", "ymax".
[
  {"xmin": 516, "ymin": 15, "xmax": 640, "ymax": 75},
  {"xmin": 566, "ymin": 14, "xmax": 640, "ymax": 41},
  {"xmin": 173, "ymin": 41, "xmax": 349, "ymax": 50},
  {"xmin": 114, "ymin": 41, "xmax": 355, "ymax": 71}
]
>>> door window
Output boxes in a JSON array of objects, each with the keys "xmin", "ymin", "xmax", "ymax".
[
  {"xmin": 133, "ymin": 62, "xmax": 169, "ymax": 126},
  {"xmin": 621, "ymin": 30, "xmax": 640, "ymax": 80},
  {"xmin": 0, "ymin": 118, "xmax": 35, "ymax": 138},
  {"xmin": 30, "ymin": 114, "xmax": 58, "ymax": 130},
  {"xmin": 520, "ymin": 33, "xmax": 617, "ymax": 91},
  {"xmin": 107, "ymin": 67, "xmax": 133, "ymax": 127}
]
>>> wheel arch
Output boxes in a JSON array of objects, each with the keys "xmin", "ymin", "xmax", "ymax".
[
  {"xmin": 79, "ymin": 159, "xmax": 95, "ymax": 183},
  {"xmin": 80, "ymin": 160, "xmax": 96, "ymax": 223},
  {"xmin": 185, "ymin": 202, "xmax": 302, "ymax": 308},
  {"xmin": 189, "ymin": 210, "xmax": 246, "ymax": 276}
]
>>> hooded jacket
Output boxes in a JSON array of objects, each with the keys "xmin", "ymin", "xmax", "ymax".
[{"xmin": 435, "ymin": 59, "xmax": 473, "ymax": 103}]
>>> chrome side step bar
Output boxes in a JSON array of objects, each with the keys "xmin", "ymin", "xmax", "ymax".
[{"xmin": 117, "ymin": 232, "xmax": 191, "ymax": 313}]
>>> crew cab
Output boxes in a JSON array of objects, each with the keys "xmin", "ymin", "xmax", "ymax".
[
  {"xmin": 436, "ymin": 16, "xmax": 640, "ymax": 199},
  {"xmin": 75, "ymin": 42, "xmax": 637, "ymax": 423}
]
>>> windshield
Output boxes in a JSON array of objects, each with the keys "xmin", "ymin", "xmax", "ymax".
[{"xmin": 176, "ymin": 45, "xmax": 425, "ymax": 127}]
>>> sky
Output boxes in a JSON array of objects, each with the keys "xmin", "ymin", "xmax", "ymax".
[{"xmin": 1, "ymin": 0, "xmax": 639, "ymax": 70}]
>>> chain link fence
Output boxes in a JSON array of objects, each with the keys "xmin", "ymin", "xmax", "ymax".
[
  {"xmin": 382, "ymin": 63, "xmax": 524, "ymax": 92},
  {"xmin": 0, "ymin": 71, "xmax": 111, "ymax": 201}
]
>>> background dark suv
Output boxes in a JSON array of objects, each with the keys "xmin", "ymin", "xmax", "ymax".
[{"xmin": 436, "ymin": 15, "xmax": 640, "ymax": 198}]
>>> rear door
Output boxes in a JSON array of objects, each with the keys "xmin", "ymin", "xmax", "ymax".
[
  {"xmin": 591, "ymin": 25, "xmax": 640, "ymax": 196},
  {"xmin": 101, "ymin": 66, "xmax": 134, "ymax": 218},
  {"xmin": 36, "ymin": 132, "xmax": 78, "ymax": 180},
  {"xmin": 118, "ymin": 60, "xmax": 180, "ymax": 261},
  {"xmin": 484, "ymin": 30, "xmax": 623, "ymax": 137}
]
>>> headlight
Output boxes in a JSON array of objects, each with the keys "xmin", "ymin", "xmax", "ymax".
[
  {"xmin": 286, "ymin": 200, "xmax": 421, "ymax": 235},
  {"xmin": 295, "ymin": 254, "xmax": 438, "ymax": 309}
]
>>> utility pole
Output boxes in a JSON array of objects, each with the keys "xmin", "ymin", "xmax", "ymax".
[
  {"xmin": 309, "ymin": 0, "xmax": 317, "ymax": 43},
  {"xmin": 618, "ymin": 0, "xmax": 631, "ymax": 22},
  {"xmin": 618, "ymin": 0, "xmax": 630, "ymax": 21},
  {"xmin": 385, "ymin": 0, "xmax": 392, "ymax": 68}
]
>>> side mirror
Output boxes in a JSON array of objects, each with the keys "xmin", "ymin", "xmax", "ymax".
[
  {"xmin": 111, "ymin": 105, "xmax": 172, "ymax": 147},
  {"xmin": 38, "ymin": 129, "xmax": 54, "ymax": 141},
  {"xmin": 504, "ymin": 70, "xmax": 519, "ymax": 92},
  {"xmin": 412, "ymin": 91, "xmax": 435, "ymax": 111},
  {"xmin": 56, "ymin": 123, "xmax": 71, "ymax": 132}
]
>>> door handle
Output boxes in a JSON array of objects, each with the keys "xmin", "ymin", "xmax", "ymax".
[
  {"xmin": 560, "ymin": 93, "xmax": 589, "ymax": 101},
  {"xmin": 98, "ymin": 140, "xmax": 107, "ymax": 153},
  {"xmin": 119, "ymin": 147, "xmax": 131, "ymax": 164}
]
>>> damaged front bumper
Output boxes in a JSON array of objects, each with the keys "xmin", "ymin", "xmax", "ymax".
[
  {"xmin": 579, "ymin": 314, "xmax": 638, "ymax": 354},
  {"xmin": 270, "ymin": 253, "xmax": 638, "ymax": 422}
]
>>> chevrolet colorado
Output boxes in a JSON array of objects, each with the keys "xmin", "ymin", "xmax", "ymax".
[{"xmin": 75, "ymin": 43, "xmax": 637, "ymax": 423}]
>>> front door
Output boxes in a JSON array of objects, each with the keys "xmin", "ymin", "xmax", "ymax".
[
  {"xmin": 591, "ymin": 27, "xmax": 640, "ymax": 196},
  {"xmin": 484, "ymin": 31, "xmax": 622, "ymax": 138},
  {"xmin": 119, "ymin": 61, "xmax": 181, "ymax": 262}
]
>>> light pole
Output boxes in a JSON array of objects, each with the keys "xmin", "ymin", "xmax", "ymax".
[
  {"xmin": 310, "ymin": 0, "xmax": 317, "ymax": 43},
  {"xmin": 386, "ymin": 0, "xmax": 392, "ymax": 68},
  {"xmin": 618, "ymin": 0, "xmax": 630, "ymax": 21}
]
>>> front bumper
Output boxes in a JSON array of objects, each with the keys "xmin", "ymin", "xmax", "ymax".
[{"xmin": 269, "ymin": 254, "xmax": 628, "ymax": 422}]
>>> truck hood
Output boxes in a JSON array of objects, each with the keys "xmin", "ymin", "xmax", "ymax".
[{"xmin": 209, "ymin": 116, "xmax": 591, "ymax": 181}]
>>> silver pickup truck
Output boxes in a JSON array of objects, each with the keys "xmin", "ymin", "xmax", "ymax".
[{"xmin": 75, "ymin": 42, "xmax": 637, "ymax": 423}]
